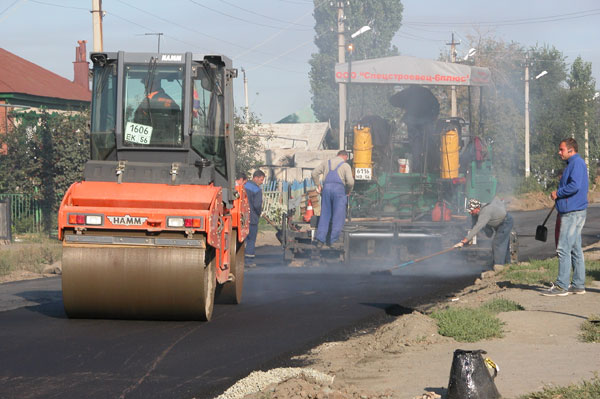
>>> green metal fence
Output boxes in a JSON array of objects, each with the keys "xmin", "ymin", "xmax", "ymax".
[{"xmin": 0, "ymin": 193, "xmax": 42, "ymax": 233}]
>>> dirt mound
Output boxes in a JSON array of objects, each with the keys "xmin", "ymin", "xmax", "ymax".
[
  {"xmin": 368, "ymin": 311, "xmax": 451, "ymax": 353},
  {"xmin": 299, "ymin": 311, "xmax": 450, "ymax": 366},
  {"xmin": 505, "ymin": 189, "xmax": 600, "ymax": 212}
]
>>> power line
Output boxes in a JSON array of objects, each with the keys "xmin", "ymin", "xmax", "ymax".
[
  {"xmin": 105, "ymin": 5, "xmax": 310, "ymax": 74},
  {"xmin": 275, "ymin": 0, "xmax": 313, "ymax": 4},
  {"xmin": 395, "ymin": 29, "xmax": 445, "ymax": 43},
  {"xmin": 114, "ymin": 0, "xmax": 308, "ymax": 65},
  {"xmin": 20, "ymin": 0, "xmax": 312, "ymax": 74},
  {"xmin": 188, "ymin": 0, "xmax": 311, "ymax": 31},
  {"xmin": 114, "ymin": 1, "xmax": 261, "ymax": 53},
  {"xmin": 24, "ymin": 0, "xmax": 214, "ymax": 53},
  {"xmin": 402, "ymin": 25, "xmax": 453, "ymax": 34},
  {"xmin": 404, "ymin": 8, "xmax": 600, "ymax": 27},
  {"xmin": 247, "ymin": 38, "xmax": 313, "ymax": 72},
  {"xmin": 28, "ymin": 0, "xmax": 88, "ymax": 11},
  {"xmin": 235, "ymin": 0, "xmax": 327, "ymax": 59},
  {"xmin": 217, "ymin": 0, "xmax": 312, "ymax": 28},
  {"xmin": 0, "ymin": 0, "xmax": 22, "ymax": 16},
  {"xmin": 244, "ymin": 59, "xmax": 307, "ymax": 74}
]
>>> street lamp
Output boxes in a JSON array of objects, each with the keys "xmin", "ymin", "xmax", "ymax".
[
  {"xmin": 463, "ymin": 48, "xmax": 476, "ymax": 61},
  {"xmin": 351, "ymin": 25, "xmax": 371, "ymax": 39},
  {"xmin": 344, "ymin": 25, "xmax": 372, "ymax": 149}
]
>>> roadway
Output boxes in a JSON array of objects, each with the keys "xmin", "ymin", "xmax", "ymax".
[{"xmin": 0, "ymin": 205, "xmax": 598, "ymax": 399}]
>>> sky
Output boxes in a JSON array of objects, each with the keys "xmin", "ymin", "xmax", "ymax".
[{"xmin": 1, "ymin": 0, "xmax": 599, "ymax": 123}]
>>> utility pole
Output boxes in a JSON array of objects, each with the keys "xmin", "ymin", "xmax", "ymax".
[
  {"xmin": 524, "ymin": 53, "xmax": 531, "ymax": 178},
  {"xmin": 336, "ymin": 1, "xmax": 346, "ymax": 150},
  {"xmin": 144, "ymin": 32, "xmax": 163, "ymax": 53},
  {"xmin": 91, "ymin": 0, "xmax": 103, "ymax": 52},
  {"xmin": 447, "ymin": 33, "xmax": 460, "ymax": 117},
  {"xmin": 586, "ymin": 92, "xmax": 600, "ymax": 167},
  {"xmin": 584, "ymin": 106, "xmax": 589, "ymax": 167},
  {"xmin": 242, "ymin": 68, "xmax": 249, "ymax": 121}
]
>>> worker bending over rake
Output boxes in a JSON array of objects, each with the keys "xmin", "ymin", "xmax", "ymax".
[{"xmin": 454, "ymin": 198, "xmax": 514, "ymax": 267}]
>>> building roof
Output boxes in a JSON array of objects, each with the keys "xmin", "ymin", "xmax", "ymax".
[
  {"xmin": 256, "ymin": 122, "xmax": 331, "ymax": 151},
  {"xmin": 0, "ymin": 48, "xmax": 90, "ymax": 102},
  {"xmin": 276, "ymin": 105, "xmax": 318, "ymax": 124}
]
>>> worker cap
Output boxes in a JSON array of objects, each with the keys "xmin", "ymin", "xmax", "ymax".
[{"xmin": 467, "ymin": 199, "xmax": 481, "ymax": 212}]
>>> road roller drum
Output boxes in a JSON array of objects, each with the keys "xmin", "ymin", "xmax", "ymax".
[{"xmin": 62, "ymin": 234, "xmax": 216, "ymax": 320}]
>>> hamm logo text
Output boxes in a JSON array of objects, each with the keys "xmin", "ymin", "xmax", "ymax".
[{"xmin": 107, "ymin": 215, "xmax": 148, "ymax": 226}]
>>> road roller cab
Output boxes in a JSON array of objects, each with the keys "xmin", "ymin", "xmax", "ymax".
[{"xmin": 58, "ymin": 52, "xmax": 249, "ymax": 321}]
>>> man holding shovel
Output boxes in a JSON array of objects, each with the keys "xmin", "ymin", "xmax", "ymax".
[
  {"xmin": 454, "ymin": 198, "xmax": 514, "ymax": 267},
  {"xmin": 543, "ymin": 138, "xmax": 588, "ymax": 296}
]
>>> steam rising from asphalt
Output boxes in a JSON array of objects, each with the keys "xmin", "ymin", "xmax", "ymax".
[{"xmin": 250, "ymin": 242, "xmax": 488, "ymax": 279}]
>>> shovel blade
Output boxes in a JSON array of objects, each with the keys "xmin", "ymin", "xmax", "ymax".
[{"xmin": 535, "ymin": 225, "xmax": 548, "ymax": 242}]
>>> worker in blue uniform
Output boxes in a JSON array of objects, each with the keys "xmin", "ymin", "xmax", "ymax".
[
  {"xmin": 244, "ymin": 169, "xmax": 265, "ymax": 265},
  {"xmin": 311, "ymin": 150, "xmax": 354, "ymax": 247}
]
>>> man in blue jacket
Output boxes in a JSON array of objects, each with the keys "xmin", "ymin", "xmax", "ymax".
[
  {"xmin": 244, "ymin": 169, "xmax": 265, "ymax": 266},
  {"xmin": 543, "ymin": 138, "xmax": 589, "ymax": 296}
]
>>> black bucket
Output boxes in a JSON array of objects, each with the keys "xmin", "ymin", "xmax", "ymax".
[{"xmin": 447, "ymin": 349, "xmax": 501, "ymax": 399}]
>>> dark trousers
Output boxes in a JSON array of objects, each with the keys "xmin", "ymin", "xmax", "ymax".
[
  {"xmin": 492, "ymin": 213, "xmax": 513, "ymax": 265},
  {"xmin": 246, "ymin": 223, "xmax": 258, "ymax": 256}
]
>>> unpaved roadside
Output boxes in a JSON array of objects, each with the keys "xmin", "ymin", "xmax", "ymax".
[{"xmin": 230, "ymin": 240, "xmax": 600, "ymax": 399}]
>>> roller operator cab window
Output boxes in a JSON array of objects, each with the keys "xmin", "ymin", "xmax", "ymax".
[
  {"xmin": 90, "ymin": 62, "xmax": 117, "ymax": 160},
  {"xmin": 123, "ymin": 64, "xmax": 184, "ymax": 147},
  {"xmin": 191, "ymin": 63, "xmax": 227, "ymax": 178}
]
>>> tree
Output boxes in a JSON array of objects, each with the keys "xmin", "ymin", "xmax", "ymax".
[
  {"xmin": 233, "ymin": 108, "xmax": 272, "ymax": 176},
  {"xmin": 0, "ymin": 111, "xmax": 42, "ymax": 196},
  {"xmin": 0, "ymin": 109, "xmax": 89, "ymax": 232},
  {"xmin": 566, "ymin": 56, "xmax": 597, "ymax": 179},
  {"xmin": 456, "ymin": 35, "xmax": 530, "ymax": 192},
  {"xmin": 527, "ymin": 45, "xmax": 570, "ymax": 188},
  {"xmin": 454, "ymin": 35, "xmax": 585, "ymax": 193},
  {"xmin": 309, "ymin": 0, "xmax": 404, "ymax": 137}
]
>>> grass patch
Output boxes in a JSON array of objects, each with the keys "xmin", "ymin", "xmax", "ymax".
[
  {"xmin": 580, "ymin": 315, "xmax": 600, "ymax": 343},
  {"xmin": 431, "ymin": 299, "xmax": 523, "ymax": 342},
  {"xmin": 481, "ymin": 298, "xmax": 525, "ymax": 313},
  {"xmin": 431, "ymin": 307, "xmax": 504, "ymax": 342},
  {"xmin": 518, "ymin": 376, "xmax": 600, "ymax": 398},
  {"xmin": 0, "ymin": 235, "xmax": 61, "ymax": 276},
  {"xmin": 501, "ymin": 258, "xmax": 600, "ymax": 286},
  {"xmin": 501, "ymin": 259, "xmax": 557, "ymax": 285}
]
